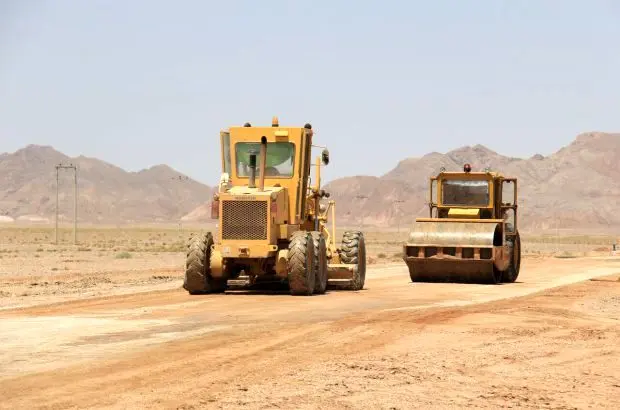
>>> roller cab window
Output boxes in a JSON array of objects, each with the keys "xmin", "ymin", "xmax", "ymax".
[
  {"xmin": 235, "ymin": 142, "xmax": 295, "ymax": 178},
  {"xmin": 441, "ymin": 179, "xmax": 490, "ymax": 207}
]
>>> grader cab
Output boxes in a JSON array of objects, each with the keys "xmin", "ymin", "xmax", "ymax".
[
  {"xmin": 183, "ymin": 117, "xmax": 366, "ymax": 295},
  {"xmin": 402, "ymin": 164, "xmax": 521, "ymax": 284}
]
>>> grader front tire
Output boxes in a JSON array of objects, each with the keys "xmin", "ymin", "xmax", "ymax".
[
  {"xmin": 183, "ymin": 232, "xmax": 226, "ymax": 294},
  {"xmin": 340, "ymin": 231, "xmax": 366, "ymax": 291},
  {"xmin": 287, "ymin": 231, "xmax": 315, "ymax": 296}
]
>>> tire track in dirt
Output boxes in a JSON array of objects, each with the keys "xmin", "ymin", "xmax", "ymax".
[
  {"xmin": 3, "ymin": 276, "xmax": 618, "ymax": 409},
  {"xmin": 1, "ymin": 258, "xmax": 619, "ymax": 408}
]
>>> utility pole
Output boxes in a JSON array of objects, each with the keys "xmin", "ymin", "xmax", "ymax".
[
  {"xmin": 393, "ymin": 199, "xmax": 405, "ymax": 234},
  {"xmin": 55, "ymin": 163, "xmax": 78, "ymax": 245},
  {"xmin": 74, "ymin": 166, "xmax": 78, "ymax": 245},
  {"xmin": 172, "ymin": 175, "xmax": 189, "ymax": 240},
  {"xmin": 55, "ymin": 168, "xmax": 59, "ymax": 244},
  {"xmin": 556, "ymin": 216, "xmax": 560, "ymax": 254},
  {"xmin": 355, "ymin": 194, "xmax": 368, "ymax": 229}
]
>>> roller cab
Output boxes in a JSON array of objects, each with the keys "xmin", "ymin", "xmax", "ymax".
[{"xmin": 403, "ymin": 164, "xmax": 521, "ymax": 284}]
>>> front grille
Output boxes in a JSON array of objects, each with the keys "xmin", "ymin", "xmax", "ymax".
[{"xmin": 221, "ymin": 200, "xmax": 268, "ymax": 240}]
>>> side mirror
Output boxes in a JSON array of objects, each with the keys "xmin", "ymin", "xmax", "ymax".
[{"xmin": 321, "ymin": 148, "xmax": 330, "ymax": 165}]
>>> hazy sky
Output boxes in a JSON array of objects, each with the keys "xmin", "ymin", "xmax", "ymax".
[{"xmin": 1, "ymin": 0, "xmax": 619, "ymax": 185}]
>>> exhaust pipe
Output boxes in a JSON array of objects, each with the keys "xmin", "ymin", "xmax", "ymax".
[
  {"xmin": 248, "ymin": 150, "xmax": 257, "ymax": 188},
  {"xmin": 259, "ymin": 136, "xmax": 267, "ymax": 191}
]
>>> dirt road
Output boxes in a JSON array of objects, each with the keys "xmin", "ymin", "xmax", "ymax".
[{"xmin": 1, "ymin": 257, "xmax": 619, "ymax": 409}]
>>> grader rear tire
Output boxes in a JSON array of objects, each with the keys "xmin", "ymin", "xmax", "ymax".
[
  {"xmin": 183, "ymin": 232, "xmax": 226, "ymax": 294},
  {"xmin": 340, "ymin": 231, "xmax": 366, "ymax": 291},
  {"xmin": 311, "ymin": 232, "xmax": 328, "ymax": 294},
  {"xmin": 501, "ymin": 230, "xmax": 521, "ymax": 283},
  {"xmin": 287, "ymin": 231, "xmax": 315, "ymax": 296}
]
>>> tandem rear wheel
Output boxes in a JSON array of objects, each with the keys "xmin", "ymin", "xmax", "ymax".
[
  {"xmin": 183, "ymin": 232, "xmax": 227, "ymax": 294},
  {"xmin": 339, "ymin": 230, "xmax": 366, "ymax": 291}
]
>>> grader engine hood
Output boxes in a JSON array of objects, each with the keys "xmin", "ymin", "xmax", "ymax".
[{"xmin": 215, "ymin": 186, "xmax": 287, "ymax": 258}]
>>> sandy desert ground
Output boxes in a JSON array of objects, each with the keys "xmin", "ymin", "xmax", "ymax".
[{"xmin": 0, "ymin": 226, "xmax": 619, "ymax": 409}]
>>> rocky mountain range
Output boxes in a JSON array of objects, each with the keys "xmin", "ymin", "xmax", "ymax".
[
  {"xmin": 325, "ymin": 132, "xmax": 620, "ymax": 231},
  {"xmin": 0, "ymin": 145, "xmax": 213, "ymax": 224},
  {"xmin": 1, "ymin": 132, "xmax": 619, "ymax": 231}
]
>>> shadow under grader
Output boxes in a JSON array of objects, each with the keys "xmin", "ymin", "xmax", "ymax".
[
  {"xmin": 227, "ymin": 283, "xmax": 295, "ymax": 296},
  {"xmin": 207, "ymin": 277, "xmax": 363, "ymax": 296}
]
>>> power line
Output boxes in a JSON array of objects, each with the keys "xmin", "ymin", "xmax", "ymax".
[
  {"xmin": 355, "ymin": 194, "xmax": 368, "ymax": 229},
  {"xmin": 55, "ymin": 163, "xmax": 78, "ymax": 245},
  {"xmin": 393, "ymin": 199, "xmax": 405, "ymax": 233}
]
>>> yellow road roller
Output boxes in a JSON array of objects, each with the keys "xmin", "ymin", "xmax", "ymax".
[{"xmin": 402, "ymin": 164, "xmax": 521, "ymax": 284}]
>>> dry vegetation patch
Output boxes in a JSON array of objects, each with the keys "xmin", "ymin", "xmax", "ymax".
[{"xmin": 0, "ymin": 225, "xmax": 617, "ymax": 308}]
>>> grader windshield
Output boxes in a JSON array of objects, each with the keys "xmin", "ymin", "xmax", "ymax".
[
  {"xmin": 235, "ymin": 142, "xmax": 295, "ymax": 178},
  {"xmin": 441, "ymin": 179, "xmax": 490, "ymax": 207}
]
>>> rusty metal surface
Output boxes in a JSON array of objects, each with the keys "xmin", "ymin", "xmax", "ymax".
[
  {"xmin": 405, "ymin": 257, "xmax": 499, "ymax": 284},
  {"xmin": 327, "ymin": 264, "xmax": 354, "ymax": 280},
  {"xmin": 405, "ymin": 221, "xmax": 498, "ymax": 247}
]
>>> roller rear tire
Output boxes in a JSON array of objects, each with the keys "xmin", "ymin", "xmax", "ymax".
[{"xmin": 501, "ymin": 231, "xmax": 521, "ymax": 283}]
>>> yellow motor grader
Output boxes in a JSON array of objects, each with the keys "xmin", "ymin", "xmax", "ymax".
[
  {"xmin": 402, "ymin": 164, "xmax": 521, "ymax": 284},
  {"xmin": 183, "ymin": 117, "xmax": 366, "ymax": 295}
]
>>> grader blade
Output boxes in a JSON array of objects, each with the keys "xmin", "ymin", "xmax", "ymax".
[
  {"xmin": 326, "ymin": 262, "xmax": 365, "ymax": 291},
  {"xmin": 403, "ymin": 220, "xmax": 507, "ymax": 284},
  {"xmin": 327, "ymin": 264, "xmax": 355, "ymax": 280},
  {"xmin": 326, "ymin": 264, "xmax": 355, "ymax": 289}
]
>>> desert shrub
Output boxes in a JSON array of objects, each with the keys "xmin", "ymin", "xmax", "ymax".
[
  {"xmin": 554, "ymin": 251, "xmax": 577, "ymax": 259},
  {"xmin": 115, "ymin": 251, "xmax": 132, "ymax": 259}
]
